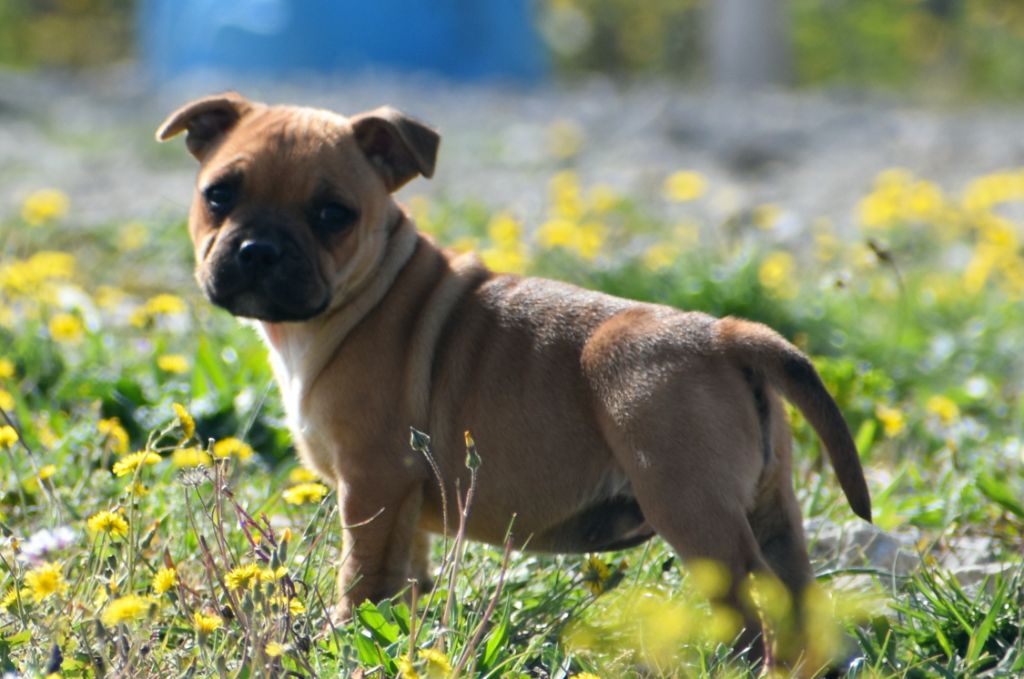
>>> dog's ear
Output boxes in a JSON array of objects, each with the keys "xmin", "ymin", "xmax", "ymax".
[
  {"xmin": 156, "ymin": 92, "xmax": 253, "ymax": 161},
  {"xmin": 350, "ymin": 107, "xmax": 440, "ymax": 192}
]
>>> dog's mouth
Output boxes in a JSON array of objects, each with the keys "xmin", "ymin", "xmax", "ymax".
[
  {"xmin": 205, "ymin": 284, "xmax": 329, "ymax": 322},
  {"xmin": 200, "ymin": 263, "xmax": 330, "ymax": 323}
]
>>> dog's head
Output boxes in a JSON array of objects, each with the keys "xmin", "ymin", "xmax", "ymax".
[{"xmin": 157, "ymin": 92, "xmax": 439, "ymax": 322}]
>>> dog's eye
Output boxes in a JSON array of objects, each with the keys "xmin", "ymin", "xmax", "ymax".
[
  {"xmin": 314, "ymin": 203, "xmax": 358, "ymax": 233},
  {"xmin": 204, "ymin": 182, "xmax": 238, "ymax": 216}
]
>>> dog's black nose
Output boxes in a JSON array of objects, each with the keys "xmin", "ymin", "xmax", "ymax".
[{"xmin": 236, "ymin": 239, "xmax": 281, "ymax": 272}]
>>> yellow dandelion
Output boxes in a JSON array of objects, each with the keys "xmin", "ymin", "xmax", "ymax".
[
  {"xmin": 269, "ymin": 593, "xmax": 305, "ymax": 615},
  {"xmin": 479, "ymin": 247, "xmax": 526, "ymax": 274},
  {"xmin": 157, "ymin": 354, "xmax": 189, "ymax": 374},
  {"xmin": 581, "ymin": 555, "xmax": 611, "ymax": 595},
  {"xmin": 25, "ymin": 562, "xmax": 67, "ymax": 602},
  {"xmin": 642, "ymin": 243, "xmax": 680, "ymax": 272},
  {"xmin": 225, "ymin": 563, "xmax": 264, "ymax": 591},
  {"xmin": 663, "ymin": 170, "xmax": 708, "ymax": 202},
  {"xmin": 119, "ymin": 222, "xmax": 149, "ymax": 251},
  {"xmin": 94, "ymin": 285, "xmax": 127, "ymax": 309},
  {"xmin": 144, "ymin": 293, "xmax": 187, "ymax": 316},
  {"xmin": 213, "ymin": 437, "xmax": 254, "ymax": 461},
  {"xmin": 48, "ymin": 313, "xmax": 84, "ymax": 344},
  {"xmin": 0, "ymin": 587, "xmax": 23, "ymax": 611},
  {"xmin": 172, "ymin": 403, "xmax": 195, "ymax": 439},
  {"xmin": 171, "ymin": 447, "xmax": 211, "ymax": 468},
  {"xmin": 397, "ymin": 655, "xmax": 420, "ymax": 679},
  {"xmin": 0, "ymin": 358, "xmax": 14, "ymax": 379},
  {"xmin": 288, "ymin": 467, "xmax": 319, "ymax": 483},
  {"xmin": 38, "ymin": 464, "xmax": 56, "ymax": 481},
  {"xmin": 101, "ymin": 594, "xmax": 151, "ymax": 627},
  {"xmin": 0, "ymin": 425, "xmax": 18, "ymax": 449},
  {"xmin": 112, "ymin": 450, "xmax": 161, "ymax": 477},
  {"xmin": 152, "ymin": 567, "xmax": 177, "ymax": 595},
  {"xmin": 570, "ymin": 674, "xmax": 603, "ymax": 679},
  {"xmin": 419, "ymin": 648, "xmax": 452, "ymax": 678},
  {"xmin": 265, "ymin": 641, "xmax": 286, "ymax": 658},
  {"xmin": 98, "ymin": 417, "xmax": 130, "ymax": 454},
  {"xmin": 87, "ymin": 510, "xmax": 129, "ymax": 539},
  {"xmin": 193, "ymin": 609, "xmax": 223, "ymax": 634},
  {"xmin": 282, "ymin": 482, "xmax": 329, "ymax": 505},
  {"xmin": 926, "ymin": 395, "xmax": 960, "ymax": 426},
  {"xmin": 549, "ymin": 170, "xmax": 584, "ymax": 221},
  {"xmin": 487, "ymin": 212, "xmax": 522, "ymax": 250},
  {"xmin": 588, "ymin": 184, "xmax": 620, "ymax": 214},
  {"xmin": 21, "ymin": 188, "xmax": 70, "ymax": 225},
  {"xmin": 752, "ymin": 203, "xmax": 781, "ymax": 230},
  {"xmin": 0, "ymin": 389, "xmax": 14, "ymax": 411},
  {"xmin": 128, "ymin": 482, "xmax": 149, "ymax": 496},
  {"xmin": 875, "ymin": 404, "xmax": 906, "ymax": 438},
  {"xmin": 758, "ymin": 251, "xmax": 798, "ymax": 299}
]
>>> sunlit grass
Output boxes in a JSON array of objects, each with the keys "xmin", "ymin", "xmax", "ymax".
[{"xmin": 1, "ymin": 165, "xmax": 1023, "ymax": 676}]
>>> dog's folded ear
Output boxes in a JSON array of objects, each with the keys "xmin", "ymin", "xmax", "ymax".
[
  {"xmin": 350, "ymin": 107, "xmax": 440, "ymax": 192},
  {"xmin": 156, "ymin": 92, "xmax": 253, "ymax": 161}
]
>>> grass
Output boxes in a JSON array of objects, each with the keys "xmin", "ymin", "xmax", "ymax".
[{"xmin": 1, "ymin": 165, "xmax": 1023, "ymax": 678}]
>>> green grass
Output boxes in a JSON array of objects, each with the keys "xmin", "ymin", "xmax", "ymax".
[{"xmin": 1, "ymin": 168, "xmax": 1023, "ymax": 677}]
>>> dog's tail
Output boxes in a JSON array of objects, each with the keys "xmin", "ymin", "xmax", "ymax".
[{"xmin": 715, "ymin": 316, "xmax": 872, "ymax": 523}]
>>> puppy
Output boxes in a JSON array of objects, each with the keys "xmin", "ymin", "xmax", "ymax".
[{"xmin": 157, "ymin": 93, "xmax": 871, "ymax": 663}]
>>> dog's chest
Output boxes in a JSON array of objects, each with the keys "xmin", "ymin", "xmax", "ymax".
[{"xmin": 260, "ymin": 325, "xmax": 336, "ymax": 470}]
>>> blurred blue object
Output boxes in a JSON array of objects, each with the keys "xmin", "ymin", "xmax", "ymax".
[{"xmin": 139, "ymin": 0, "xmax": 546, "ymax": 82}]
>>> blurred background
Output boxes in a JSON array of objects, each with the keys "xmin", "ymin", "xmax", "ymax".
[
  {"xmin": 3, "ymin": 0, "xmax": 1024, "ymax": 239},
  {"xmin": 2, "ymin": 0, "xmax": 1024, "ymax": 93}
]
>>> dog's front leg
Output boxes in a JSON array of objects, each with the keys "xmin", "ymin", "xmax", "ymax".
[{"xmin": 334, "ymin": 482, "xmax": 424, "ymax": 619}]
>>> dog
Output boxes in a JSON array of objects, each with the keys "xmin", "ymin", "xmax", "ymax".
[{"xmin": 157, "ymin": 92, "xmax": 871, "ymax": 665}]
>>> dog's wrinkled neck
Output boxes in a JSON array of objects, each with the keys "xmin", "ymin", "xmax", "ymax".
[{"xmin": 258, "ymin": 212, "xmax": 420, "ymax": 416}]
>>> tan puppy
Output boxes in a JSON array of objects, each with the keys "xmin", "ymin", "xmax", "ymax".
[{"xmin": 157, "ymin": 93, "xmax": 871, "ymax": 662}]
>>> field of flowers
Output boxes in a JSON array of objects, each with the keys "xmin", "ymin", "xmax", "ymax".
[{"xmin": 1, "ymin": 161, "xmax": 1023, "ymax": 677}]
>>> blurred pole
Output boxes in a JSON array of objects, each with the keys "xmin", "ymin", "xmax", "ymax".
[{"xmin": 708, "ymin": 0, "xmax": 792, "ymax": 89}]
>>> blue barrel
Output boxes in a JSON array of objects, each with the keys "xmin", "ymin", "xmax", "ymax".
[{"xmin": 139, "ymin": 0, "xmax": 547, "ymax": 82}]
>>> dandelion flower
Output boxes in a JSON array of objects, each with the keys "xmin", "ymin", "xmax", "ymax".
[
  {"xmin": 171, "ymin": 447, "xmax": 211, "ymax": 468},
  {"xmin": 112, "ymin": 450, "xmax": 160, "ymax": 477},
  {"xmin": 0, "ymin": 358, "xmax": 14, "ymax": 379},
  {"xmin": 269, "ymin": 593, "xmax": 305, "ymax": 615},
  {"xmin": 225, "ymin": 563, "xmax": 264, "ymax": 591},
  {"xmin": 48, "ymin": 313, "xmax": 84, "ymax": 343},
  {"xmin": 419, "ymin": 648, "xmax": 452, "ymax": 678},
  {"xmin": 0, "ymin": 389, "xmax": 14, "ymax": 411},
  {"xmin": 21, "ymin": 188, "xmax": 70, "ymax": 225},
  {"xmin": 101, "ymin": 594, "xmax": 151, "ymax": 627},
  {"xmin": 288, "ymin": 467, "xmax": 319, "ymax": 483},
  {"xmin": 193, "ymin": 609, "xmax": 223, "ymax": 634},
  {"xmin": 98, "ymin": 417, "xmax": 129, "ymax": 454},
  {"xmin": 757, "ymin": 251, "xmax": 798, "ymax": 299},
  {"xmin": 213, "ymin": 437, "xmax": 254, "ymax": 461},
  {"xmin": 38, "ymin": 464, "xmax": 56, "ymax": 481},
  {"xmin": 172, "ymin": 403, "xmax": 195, "ymax": 439},
  {"xmin": 581, "ymin": 555, "xmax": 611, "ymax": 595},
  {"xmin": 0, "ymin": 587, "xmax": 23, "ymax": 611},
  {"xmin": 0, "ymin": 425, "xmax": 18, "ymax": 449},
  {"xmin": 926, "ymin": 395, "xmax": 960, "ymax": 425},
  {"xmin": 570, "ymin": 674, "xmax": 603, "ymax": 679},
  {"xmin": 157, "ymin": 354, "xmax": 189, "ymax": 374},
  {"xmin": 152, "ymin": 567, "xmax": 177, "ymax": 595},
  {"xmin": 282, "ymin": 482, "xmax": 329, "ymax": 505},
  {"xmin": 663, "ymin": 170, "xmax": 708, "ymax": 202},
  {"xmin": 25, "ymin": 562, "xmax": 67, "ymax": 602},
  {"xmin": 265, "ymin": 641, "xmax": 286, "ymax": 657},
  {"xmin": 397, "ymin": 655, "xmax": 420, "ymax": 679},
  {"xmin": 875, "ymin": 404, "xmax": 906, "ymax": 438},
  {"xmin": 144, "ymin": 293, "xmax": 187, "ymax": 316},
  {"xmin": 87, "ymin": 510, "xmax": 129, "ymax": 540}
]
